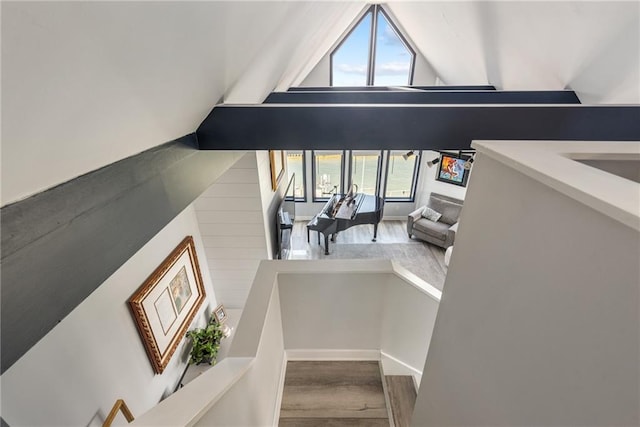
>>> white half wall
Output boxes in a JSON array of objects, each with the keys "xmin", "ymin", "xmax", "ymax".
[
  {"xmin": 278, "ymin": 272, "xmax": 386, "ymax": 350},
  {"xmin": 413, "ymin": 146, "xmax": 640, "ymax": 426},
  {"xmin": 277, "ymin": 262, "xmax": 441, "ymax": 379},
  {"xmin": 195, "ymin": 282, "xmax": 285, "ymax": 427},
  {"xmin": 1, "ymin": 205, "xmax": 217, "ymax": 426},
  {"xmin": 380, "ymin": 266, "xmax": 441, "ymax": 386}
]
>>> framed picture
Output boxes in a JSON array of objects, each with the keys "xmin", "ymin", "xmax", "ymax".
[
  {"xmin": 270, "ymin": 150, "xmax": 285, "ymax": 190},
  {"xmin": 129, "ymin": 236, "xmax": 206, "ymax": 374},
  {"xmin": 436, "ymin": 153, "xmax": 470, "ymax": 187},
  {"xmin": 213, "ymin": 304, "xmax": 228, "ymax": 324}
]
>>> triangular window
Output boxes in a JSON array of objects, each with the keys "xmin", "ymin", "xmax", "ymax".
[{"xmin": 331, "ymin": 5, "xmax": 415, "ymax": 86}]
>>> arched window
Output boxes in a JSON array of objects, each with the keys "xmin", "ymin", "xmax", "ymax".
[{"xmin": 331, "ymin": 5, "xmax": 415, "ymax": 86}]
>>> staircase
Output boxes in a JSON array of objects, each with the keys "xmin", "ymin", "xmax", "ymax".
[{"xmin": 278, "ymin": 361, "xmax": 417, "ymax": 427}]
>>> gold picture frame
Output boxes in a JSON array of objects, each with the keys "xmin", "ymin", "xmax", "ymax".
[
  {"xmin": 269, "ymin": 150, "xmax": 285, "ymax": 190},
  {"xmin": 129, "ymin": 236, "xmax": 206, "ymax": 374}
]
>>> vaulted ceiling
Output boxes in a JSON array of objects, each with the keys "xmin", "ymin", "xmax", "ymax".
[{"xmin": 2, "ymin": 1, "xmax": 638, "ymax": 205}]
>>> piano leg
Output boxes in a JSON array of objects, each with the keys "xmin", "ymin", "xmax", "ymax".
[
  {"xmin": 372, "ymin": 223, "xmax": 378, "ymax": 242},
  {"xmin": 324, "ymin": 234, "xmax": 330, "ymax": 255}
]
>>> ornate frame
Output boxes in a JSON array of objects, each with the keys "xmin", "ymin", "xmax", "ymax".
[{"xmin": 129, "ymin": 236, "xmax": 206, "ymax": 374}]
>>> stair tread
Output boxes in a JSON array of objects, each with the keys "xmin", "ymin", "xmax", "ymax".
[
  {"xmin": 280, "ymin": 418, "xmax": 389, "ymax": 426},
  {"xmin": 279, "ymin": 361, "xmax": 388, "ymax": 421},
  {"xmin": 385, "ymin": 375, "xmax": 417, "ymax": 427}
]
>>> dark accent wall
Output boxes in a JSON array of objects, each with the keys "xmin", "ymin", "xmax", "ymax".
[
  {"xmin": 264, "ymin": 90, "xmax": 580, "ymax": 104},
  {"xmin": 0, "ymin": 134, "xmax": 244, "ymax": 372},
  {"xmin": 196, "ymin": 105, "xmax": 640, "ymax": 150}
]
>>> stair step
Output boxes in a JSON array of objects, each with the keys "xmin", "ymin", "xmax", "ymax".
[
  {"xmin": 385, "ymin": 376, "xmax": 417, "ymax": 427},
  {"xmin": 280, "ymin": 418, "xmax": 389, "ymax": 426},
  {"xmin": 279, "ymin": 361, "xmax": 388, "ymax": 423}
]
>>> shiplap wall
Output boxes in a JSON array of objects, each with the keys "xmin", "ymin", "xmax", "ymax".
[{"xmin": 194, "ymin": 152, "xmax": 270, "ymax": 309}]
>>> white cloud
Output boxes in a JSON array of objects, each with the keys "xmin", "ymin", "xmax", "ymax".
[
  {"xmin": 336, "ymin": 63, "xmax": 368, "ymax": 75},
  {"xmin": 375, "ymin": 61, "xmax": 410, "ymax": 76},
  {"xmin": 379, "ymin": 25, "xmax": 402, "ymax": 47}
]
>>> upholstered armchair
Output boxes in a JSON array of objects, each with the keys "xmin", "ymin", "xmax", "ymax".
[{"xmin": 407, "ymin": 192, "xmax": 463, "ymax": 249}]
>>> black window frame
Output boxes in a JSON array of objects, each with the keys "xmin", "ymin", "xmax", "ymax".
[
  {"xmin": 383, "ymin": 150, "xmax": 421, "ymax": 202},
  {"xmin": 347, "ymin": 150, "xmax": 383, "ymax": 196},
  {"xmin": 285, "ymin": 150, "xmax": 307, "ymax": 202},
  {"xmin": 311, "ymin": 150, "xmax": 346, "ymax": 202},
  {"xmin": 330, "ymin": 4, "xmax": 416, "ymax": 87},
  {"xmin": 372, "ymin": 6, "xmax": 416, "ymax": 86}
]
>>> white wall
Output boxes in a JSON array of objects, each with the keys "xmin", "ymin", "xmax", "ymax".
[
  {"xmin": 1, "ymin": 2, "xmax": 227, "ymax": 205},
  {"xmin": 300, "ymin": 54, "xmax": 330, "ymax": 87},
  {"xmin": 278, "ymin": 273, "xmax": 386, "ymax": 350},
  {"xmin": 388, "ymin": 1, "xmax": 639, "ymax": 103},
  {"xmin": 413, "ymin": 153, "xmax": 639, "ymax": 426},
  {"xmin": 1, "ymin": 205, "xmax": 217, "ymax": 426},
  {"xmin": 194, "ymin": 150, "xmax": 288, "ymax": 310},
  {"xmin": 277, "ymin": 266, "xmax": 441, "ymax": 379},
  {"xmin": 194, "ymin": 152, "xmax": 270, "ymax": 310},
  {"xmin": 0, "ymin": 1, "xmax": 364, "ymax": 205}
]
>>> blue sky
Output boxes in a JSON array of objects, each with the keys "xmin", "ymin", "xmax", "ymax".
[{"xmin": 332, "ymin": 10, "xmax": 412, "ymax": 86}]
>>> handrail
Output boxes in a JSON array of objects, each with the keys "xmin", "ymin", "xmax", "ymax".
[{"xmin": 103, "ymin": 399, "xmax": 134, "ymax": 427}]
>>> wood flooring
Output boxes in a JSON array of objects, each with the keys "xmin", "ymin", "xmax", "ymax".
[
  {"xmin": 385, "ymin": 376, "xmax": 418, "ymax": 427},
  {"xmin": 279, "ymin": 361, "xmax": 389, "ymax": 426},
  {"xmin": 279, "ymin": 361, "xmax": 419, "ymax": 426}
]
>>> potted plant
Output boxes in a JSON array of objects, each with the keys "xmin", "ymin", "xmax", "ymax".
[{"xmin": 186, "ymin": 319, "xmax": 224, "ymax": 365}]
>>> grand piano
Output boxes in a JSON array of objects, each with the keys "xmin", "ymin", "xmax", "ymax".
[{"xmin": 307, "ymin": 193, "xmax": 384, "ymax": 255}]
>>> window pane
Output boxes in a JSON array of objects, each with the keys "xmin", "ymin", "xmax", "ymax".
[
  {"xmin": 286, "ymin": 151, "xmax": 305, "ymax": 200},
  {"xmin": 331, "ymin": 12, "xmax": 371, "ymax": 86},
  {"xmin": 373, "ymin": 11, "xmax": 413, "ymax": 86},
  {"xmin": 385, "ymin": 152, "xmax": 418, "ymax": 199},
  {"xmin": 351, "ymin": 151, "xmax": 380, "ymax": 195},
  {"xmin": 314, "ymin": 151, "xmax": 343, "ymax": 199}
]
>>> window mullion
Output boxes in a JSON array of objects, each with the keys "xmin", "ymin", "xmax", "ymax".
[{"xmin": 367, "ymin": 5, "xmax": 378, "ymax": 86}]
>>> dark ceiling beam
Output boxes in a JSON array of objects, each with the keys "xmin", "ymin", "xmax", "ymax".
[
  {"xmin": 196, "ymin": 105, "xmax": 640, "ymax": 150},
  {"xmin": 264, "ymin": 90, "xmax": 580, "ymax": 104},
  {"xmin": 287, "ymin": 85, "xmax": 496, "ymax": 92}
]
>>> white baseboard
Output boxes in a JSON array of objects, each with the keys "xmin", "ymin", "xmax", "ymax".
[
  {"xmin": 285, "ymin": 349, "xmax": 381, "ymax": 361},
  {"xmin": 380, "ymin": 351, "xmax": 423, "ymax": 387}
]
